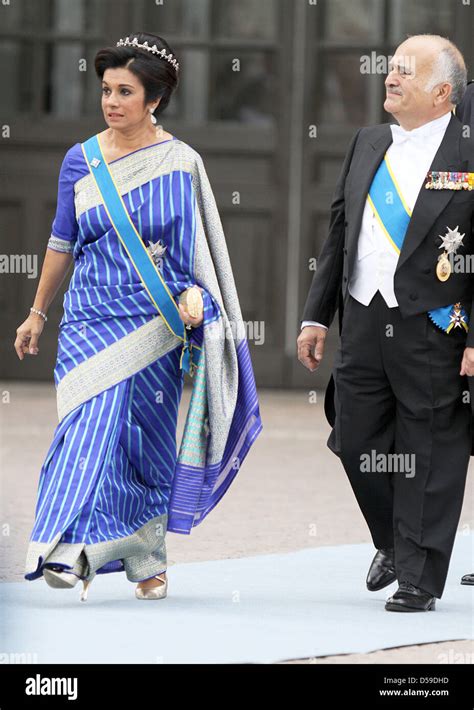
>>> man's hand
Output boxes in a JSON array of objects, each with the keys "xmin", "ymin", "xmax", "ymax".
[
  {"xmin": 297, "ymin": 326, "xmax": 327, "ymax": 372},
  {"xmin": 460, "ymin": 347, "xmax": 474, "ymax": 376}
]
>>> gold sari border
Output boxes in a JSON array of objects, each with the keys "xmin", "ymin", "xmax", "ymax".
[{"xmin": 56, "ymin": 315, "xmax": 182, "ymax": 422}]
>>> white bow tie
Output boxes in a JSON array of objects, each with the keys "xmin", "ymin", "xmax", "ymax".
[{"xmin": 391, "ymin": 124, "xmax": 423, "ymax": 145}]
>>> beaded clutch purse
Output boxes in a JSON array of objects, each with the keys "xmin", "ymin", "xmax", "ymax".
[{"xmin": 178, "ymin": 285, "xmax": 203, "ymax": 319}]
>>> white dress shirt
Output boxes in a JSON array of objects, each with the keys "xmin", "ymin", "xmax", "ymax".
[{"xmin": 301, "ymin": 111, "xmax": 452, "ymax": 331}]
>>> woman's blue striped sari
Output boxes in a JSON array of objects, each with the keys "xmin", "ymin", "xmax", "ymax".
[{"xmin": 25, "ymin": 135, "xmax": 262, "ymax": 584}]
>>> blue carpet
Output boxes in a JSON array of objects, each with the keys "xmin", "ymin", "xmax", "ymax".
[{"xmin": 1, "ymin": 534, "xmax": 472, "ymax": 664}]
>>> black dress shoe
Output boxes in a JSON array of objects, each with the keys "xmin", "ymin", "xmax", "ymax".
[
  {"xmin": 385, "ymin": 582, "xmax": 436, "ymax": 612},
  {"xmin": 366, "ymin": 548, "xmax": 396, "ymax": 591},
  {"xmin": 461, "ymin": 573, "xmax": 474, "ymax": 585}
]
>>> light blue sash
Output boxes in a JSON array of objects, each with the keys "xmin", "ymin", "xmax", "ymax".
[
  {"xmin": 81, "ymin": 134, "xmax": 201, "ymax": 373},
  {"xmin": 368, "ymin": 155, "xmax": 469, "ymax": 334}
]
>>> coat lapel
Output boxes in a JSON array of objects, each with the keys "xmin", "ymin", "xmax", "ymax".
[
  {"xmin": 346, "ymin": 127, "xmax": 391, "ymax": 272},
  {"xmin": 396, "ymin": 114, "xmax": 464, "ymax": 271}
]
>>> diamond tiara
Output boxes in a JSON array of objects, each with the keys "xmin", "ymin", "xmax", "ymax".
[{"xmin": 116, "ymin": 36, "xmax": 179, "ymax": 72}]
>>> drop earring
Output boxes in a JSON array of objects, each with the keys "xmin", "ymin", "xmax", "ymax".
[{"xmin": 149, "ymin": 107, "xmax": 157, "ymax": 125}]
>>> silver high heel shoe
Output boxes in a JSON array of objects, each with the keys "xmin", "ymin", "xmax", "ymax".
[
  {"xmin": 135, "ymin": 572, "xmax": 168, "ymax": 600},
  {"xmin": 43, "ymin": 566, "xmax": 79, "ymax": 589},
  {"xmin": 43, "ymin": 566, "xmax": 95, "ymax": 602}
]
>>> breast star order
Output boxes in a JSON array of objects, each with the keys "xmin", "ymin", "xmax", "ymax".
[{"xmin": 438, "ymin": 225, "xmax": 465, "ymax": 255}]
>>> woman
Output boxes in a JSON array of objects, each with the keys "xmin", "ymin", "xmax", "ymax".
[{"xmin": 16, "ymin": 32, "xmax": 262, "ymax": 602}]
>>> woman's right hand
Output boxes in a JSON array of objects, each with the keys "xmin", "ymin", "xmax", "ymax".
[{"xmin": 14, "ymin": 314, "xmax": 46, "ymax": 360}]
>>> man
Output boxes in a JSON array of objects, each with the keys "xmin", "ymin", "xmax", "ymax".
[
  {"xmin": 455, "ymin": 78, "xmax": 474, "ymax": 587},
  {"xmin": 297, "ymin": 35, "xmax": 474, "ymax": 611}
]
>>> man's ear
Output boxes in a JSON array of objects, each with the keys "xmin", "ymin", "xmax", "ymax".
[{"xmin": 433, "ymin": 82, "xmax": 452, "ymax": 106}]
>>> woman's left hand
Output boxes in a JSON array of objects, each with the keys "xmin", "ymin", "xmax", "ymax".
[{"xmin": 178, "ymin": 286, "xmax": 205, "ymax": 328}]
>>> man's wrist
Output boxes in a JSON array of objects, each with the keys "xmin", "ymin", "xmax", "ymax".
[{"xmin": 301, "ymin": 320, "xmax": 328, "ymax": 330}]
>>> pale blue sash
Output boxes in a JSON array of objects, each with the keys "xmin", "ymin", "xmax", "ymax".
[
  {"xmin": 368, "ymin": 155, "xmax": 469, "ymax": 334},
  {"xmin": 81, "ymin": 133, "xmax": 201, "ymax": 373}
]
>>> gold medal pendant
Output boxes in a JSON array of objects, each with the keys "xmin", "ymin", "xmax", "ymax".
[{"xmin": 436, "ymin": 251, "xmax": 452, "ymax": 282}]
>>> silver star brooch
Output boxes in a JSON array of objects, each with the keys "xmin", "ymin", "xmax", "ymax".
[
  {"xmin": 438, "ymin": 225, "xmax": 465, "ymax": 255},
  {"xmin": 147, "ymin": 239, "xmax": 167, "ymax": 266}
]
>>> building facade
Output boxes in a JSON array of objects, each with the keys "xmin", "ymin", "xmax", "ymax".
[{"xmin": 1, "ymin": 0, "xmax": 472, "ymax": 386}]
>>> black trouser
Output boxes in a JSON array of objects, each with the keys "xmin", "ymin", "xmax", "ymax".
[{"xmin": 328, "ymin": 291, "xmax": 471, "ymax": 598}]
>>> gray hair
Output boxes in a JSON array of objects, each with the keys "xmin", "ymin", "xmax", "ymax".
[{"xmin": 423, "ymin": 40, "xmax": 467, "ymax": 105}]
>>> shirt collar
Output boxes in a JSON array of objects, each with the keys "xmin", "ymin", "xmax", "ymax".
[{"xmin": 390, "ymin": 111, "xmax": 452, "ymax": 144}]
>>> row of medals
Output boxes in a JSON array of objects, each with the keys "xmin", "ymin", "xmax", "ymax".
[{"xmin": 425, "ymin": 171, "xmax": 474, "ymax": 191}]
